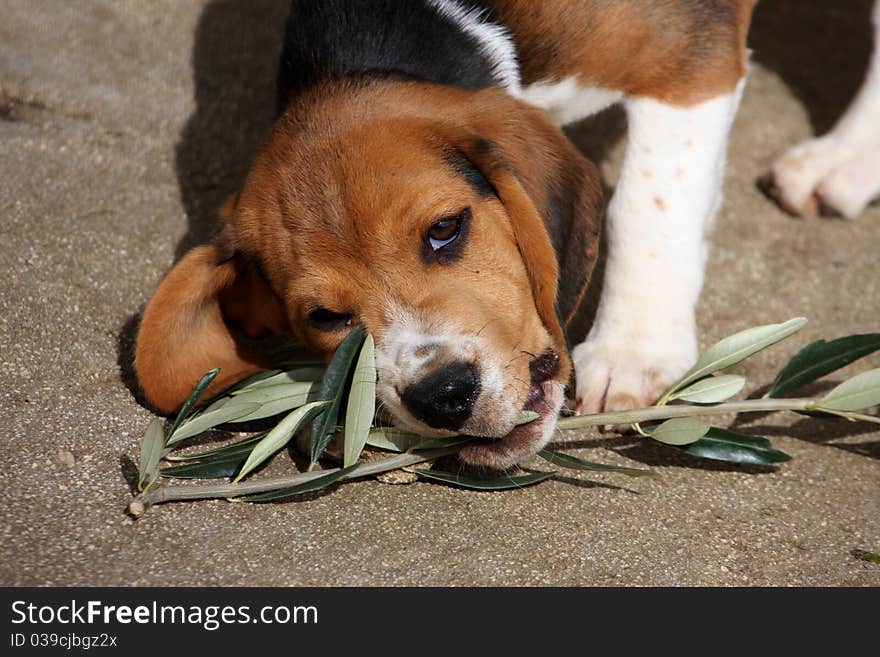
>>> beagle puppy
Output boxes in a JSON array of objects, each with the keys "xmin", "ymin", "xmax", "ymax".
[
  {"xmin": 767, "ymin": 0, "xmax": 880, "ymax": 219},
  {"xmin": 135, "ymin": 0, "xmax": 755, "ymax": 469}
]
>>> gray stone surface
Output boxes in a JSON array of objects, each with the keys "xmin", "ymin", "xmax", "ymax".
[{"xmin": 1, "ymin": 1, "xmax": 877, "ymax": 586}]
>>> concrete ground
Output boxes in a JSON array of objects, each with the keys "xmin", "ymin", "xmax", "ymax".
[{"xmin": 1, "ymin": 1, "xmax": 878, "ymax": 586}]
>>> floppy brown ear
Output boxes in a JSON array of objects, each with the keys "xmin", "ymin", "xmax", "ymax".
[
  {"xmin": 134, "ymin": 243, "xmax": 289, "ymax": 413},
  {"xmin": 451, "ymin": 97, "xmax": 603, "ymax": 376}
]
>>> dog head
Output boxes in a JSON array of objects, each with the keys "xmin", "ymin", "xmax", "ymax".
[{"xmin": 135, "ymin": 80, "xmax": 602, "ymax": 468}]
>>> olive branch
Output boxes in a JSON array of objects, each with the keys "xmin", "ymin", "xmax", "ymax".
[{"xmin": 129, "ymin": 318, "xmax": 880, "ymax": 517}]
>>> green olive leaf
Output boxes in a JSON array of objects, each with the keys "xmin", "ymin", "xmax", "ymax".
[
  {"xmin": 138, "ymin": 418, "xmax": 167, "ymax": 491},
  {"xmin": 668, "ymin": 317, "xmax": 807, "ymax": 396},
  {"xmin": 668, "ymin": 374, "xmax": 746, "ymax": 404},
  {"xmin": 230, "ymin": 394, "xmax": 317, "ymax": 423},
  {"xmin": 343, "ymin": 334, "xmax": 377, "ymax": 467},
  {"xmin": 365, "ymin": 427, "xmax": 422, "ymax": 452},
  {"xmin": 167, "ymin": 403, "xmax": 261, "ymax": 444},
  {"xmin": 239, "ymin": 465, "xmax": 359, "ymax": 503},
  {"xmin": 680, "ymin": 427, "xmax": 791, "ymax": 465},
  {"xmin": 224, "ymin": 382, "xmax": 314, "ymax": 405},
  {"xmin": 220, "ymin": 382, "xmax": 318, "ymax": 423},
  {"xmin": 226, "ymin": 369, "xmax": 283, "ymax": 390},
  {"xmin": 230, "ymin": 367, "xmax": 326, "ymax": 394},
  {"xmin": 769, "ymin": 333, "xmax": 880, "ymax": 398},
  {"xmin": 648, "ymin": 417, "xmax": 710, "ymax": 446},
  {"xmin": 167, "ymin": 367, "xmax": 221, "ymax": 437},
  {"xmin": 408, "ymin": 436, "xmax": 474, "ymax": 451},
  {"xmin": 818, "ymin": 368, "xmax": 880, "ymax": 412},
  {"xmin": 538, "ymin": 449, "xmax": 659, "ymax": 477},
  {"xmin": 415, "ymin": 468, "xmax": 556, "ymax": 490},
  {"xmin": 234, "ymin": 400, "xmax": 331, "ymax": 483},
  {"xmin": 198, "ymin": 394, "xmax": 231, "ymax": 414},
  {"xmin": 310, "ymin": 326, "xmax": 366, "ymax": 464},
  {"xmin": 161, "ymin": 452, "xmax": 251, "ymax": 479},
  {"xmin": 164, "ymin": 432, "xmax": 268, "ymax": 462},
  {"xmin": 515, "ymin": 410, "xmax": 540, "ymax": 425}
]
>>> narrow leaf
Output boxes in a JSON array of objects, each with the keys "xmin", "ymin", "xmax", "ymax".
[
  {"xmin": 669, "ymin": 374, "xmax": 746, "ymax": 403},
  {"xmin": 648, "ymin": 417, "xmax": 710, "ymax": 446},
  {"xmin": 225, "ymin": 382, "xmax": 314, "ymax": 405},
  {"xmin": 415, "ymin": 468, "xmax": 556, "ymax": 490},
  {"xmin": 200, "ymin": 394, "xmax": 231, "ymax": 414},
  {"xmin": 409, "ymin": 436, "xmax": 475, "ymax": 451},
  {"xmin": 218, "ymin": 381, "xmax": 317, "ymax": 422},
  {"xmin": 161, "ymin": 453, "xmax": 250, "ymax": 479},
  {"xmin": 138, "ymin": 418, "xmax": 166, "ymax": 491},
  {"xmin": 167, "ymin": 403, "xmax": 261, "ymax": 444},
  {"xmin": 669, "ymin": 317, "xmax": 807, "ymax": 394},
  {"xmin": 516, "ymin": 410, "xmax": 540, "ymax": 425},
  {"xmin": 168, "ymin": 368, "xmax": 221, "ymax": 437},
  {"xmin": 310, "ymin": 325, "xmax": 366, "ymax": 463},
  {"xmin": 164, "ymin": 432, "xmax": 268, "ymax": 462},
  {"xmin": 234, "ymin": 400, "xmax": 330, "ymax": 483},
  {"xmin": 343, "ymin": 334, "xmax": 377, "ymax": 467},
  {"xmin": 226, "ymin": 369, "xmax": 282, "ymax": 391},
  {"xmin": 366, "ymin": 427, "xmax": 422, "ymax": 452},
  {"xmin": 230, "ymin": 367, "xmax": 326, "ymax": 394},
  {"xmin": 228, "ymin": 391, "xmax": 317, "ymax": 423},
  {"xmin": 681, "ymin": 427, "xmax": 791, "ymax": 465},
  {"xmin": 819, "ymin": 368, "xmax": 880, "ymax": 411},
  {"xmin": 769, "ymin": 333, "xmax": 880, "ymax": 398},
  {"xmin": 239, "ymin": 465, "xmax": 359, "ymax": 502},
  {"xmin": 538, "ymin": 449, "xmax": 658, "ymax": 477}
]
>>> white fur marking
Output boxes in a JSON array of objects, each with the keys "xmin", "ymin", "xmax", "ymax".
[
  {"xmin": 424, "ymin": 0, "xmax": 521, "ymax": 91},
  {"xmin": 375, "ymin": 304, "xmax": 515, "ymax": 437},
  {"xmin": 573, "ymin": 79, "xmax": 746, "ymax": 413},
  {"xmin": 517, "ymin": 76, "xmax": 624, "ymax": 125}
]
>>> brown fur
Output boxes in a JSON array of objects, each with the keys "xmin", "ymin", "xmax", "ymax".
[
  {"xmin": 135, "ymin": 80, "xmax": 602, "ymax": 413},
  {"xmin": 134, "ymin": 245, "xmax": 287, "ymax": 412},
  {"xmin": 496, "ymin": 0, "xmax": 756, "ymax": 104},
  {"xmin": 136, "ymin": 0, "xmax": 753, "ymax": 415}
]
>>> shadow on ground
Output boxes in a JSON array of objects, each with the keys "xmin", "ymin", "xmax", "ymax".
[
  {"xmin": 174, "ymin": 0, "xmax": 289, "ymax": 259},
  {"xmin": 749, "ymin": 0, "xmax": 874, "ymax": 136},
  {"xmin": 115, "ymin": 1, "xmax": 291, "ymax": 410}
]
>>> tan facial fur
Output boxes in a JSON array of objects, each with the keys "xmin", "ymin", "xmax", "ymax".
[
  {"xmin": 135, "ymin": 80, "xmax": 601, "ymax": 469},
  {"xmin": 238, "ymin": 94, "xmax": 553, "ymax": 442}
]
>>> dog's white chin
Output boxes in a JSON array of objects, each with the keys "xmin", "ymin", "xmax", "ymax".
[{"xmin": 456, "ymin": 379, "xmax": 564, "ymax": 470}]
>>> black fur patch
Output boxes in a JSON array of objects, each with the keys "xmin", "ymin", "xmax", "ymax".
[{"xmin": 277, "ymin": 0, "xmax": 505, "ymax": 112}]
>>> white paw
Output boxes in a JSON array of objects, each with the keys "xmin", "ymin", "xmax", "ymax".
[
  {"xmin": 765, "ymin": 136, "xmax": 880, "ymax": 218},
  {"xmin": 571, "ymin": 333, "xmax": 697, "ymax": 415},
  {"xmin": 813, "ymin": 141, "xmax": 880, "ymax": 218}
]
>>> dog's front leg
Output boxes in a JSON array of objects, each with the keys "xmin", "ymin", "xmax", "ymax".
[{"xmin": 574, "ymin": 81, "xmax": 745, "ymax": 414}]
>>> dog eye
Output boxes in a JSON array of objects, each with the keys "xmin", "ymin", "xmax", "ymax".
[
  {"xmin": 427, "ymin": 208, "xmax": 469, "ymax": 251},
  {"xmin": 308, "ymin": 307, "xmax": 354, "ymax": 331}
]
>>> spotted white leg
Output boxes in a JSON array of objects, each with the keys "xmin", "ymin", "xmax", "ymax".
[
  {"xmin": 573, "ymin": 80, "xmax": 745, "ymax": 414},
  {"xmin": 768, "ymin": 0, "xmax": 880, "ymax": 218}
]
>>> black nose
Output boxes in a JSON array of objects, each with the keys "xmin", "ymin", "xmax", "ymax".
[{"xmin": 401, "ymin": 361, "xmax": 479, "ymax": 431}]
